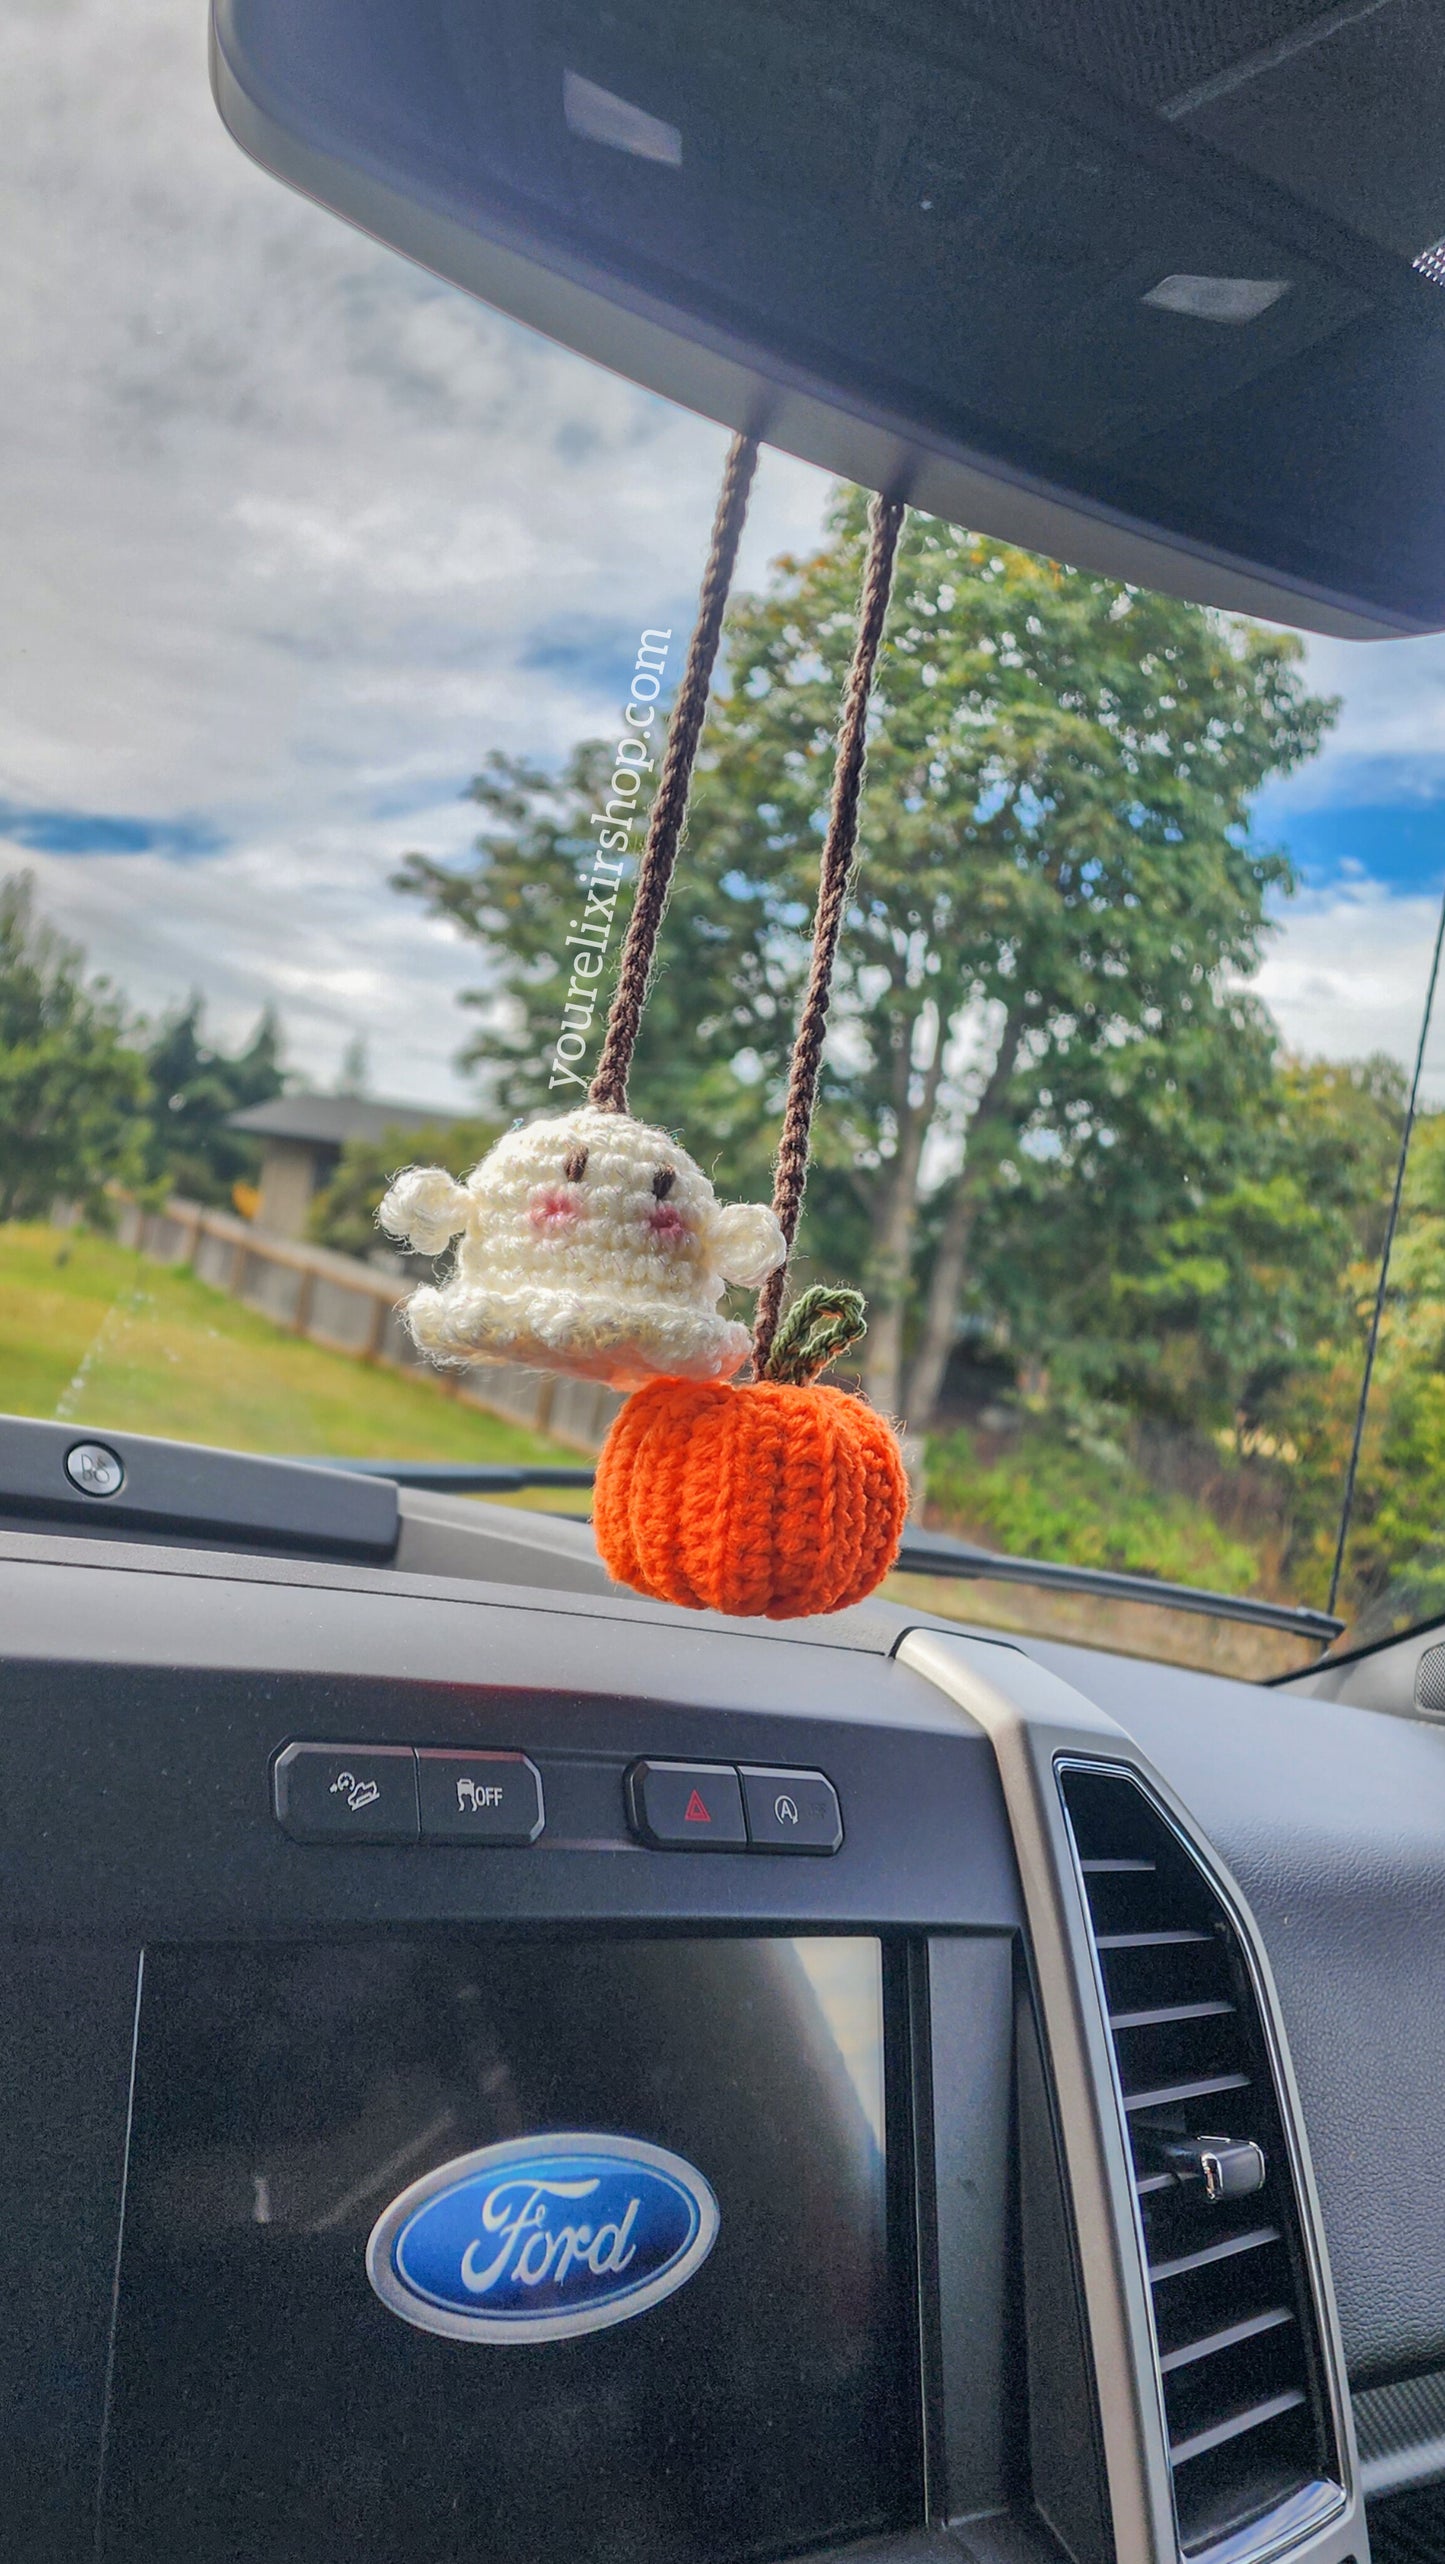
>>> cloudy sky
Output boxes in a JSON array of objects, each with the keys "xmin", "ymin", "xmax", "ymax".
[{"xmin": 4, "ymin": 0, "xmax": 1445, "ymax": 1107}]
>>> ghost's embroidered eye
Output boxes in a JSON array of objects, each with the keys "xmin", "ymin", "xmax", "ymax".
[
  {"xmin": 648, "ymin": 1162, "xmax": 687, "ymax": 1244},
  {"xmin": 564, "ymin": 1148, "xmax": 589, "ymax": 1184}
]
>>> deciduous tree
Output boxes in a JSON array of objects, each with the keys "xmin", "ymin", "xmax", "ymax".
[
  {"xmin": 0, "ymin": 872, "xmax": 151, "ymax": 1222},
  {"xmin": 396, "ymin": 495, "xmax": 1336, "ymax": 1422}
]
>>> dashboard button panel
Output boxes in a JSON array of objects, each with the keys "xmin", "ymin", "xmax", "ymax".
[
  {"xmin": 273, "ymin": 1745, "xmax": 842, "ymax": 1856},
  {"xmin": 626, "ymin": 1759, "xmax": 844, "ymax": 1853},
  {"xmin": 416, "ymin": 1749, "xmax": 544, "ymax": 1844},
  {"xmin": 739, "ymin": 1765, "xmax": 843, "ymax": 1854},
  {"xmin": 626, "ymin": 1759, "xmax": 748, "ymax": 1849},
  {"xmin": 272, "ymin": 1743, "xmax": 419, "ymax": 1844}
]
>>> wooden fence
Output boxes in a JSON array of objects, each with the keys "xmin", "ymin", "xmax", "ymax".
[{"xmin": 112, "ymin": 1195, "xmax": 624, "ymax": 1455}]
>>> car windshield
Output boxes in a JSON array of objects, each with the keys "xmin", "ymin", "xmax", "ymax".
[{"xmin": 5, "ymin": 0, "xmax": 1445, "ymax": 1681}]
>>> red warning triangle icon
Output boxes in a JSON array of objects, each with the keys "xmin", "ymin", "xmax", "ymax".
[{"xmin": 683, "ymin": 1788, "xmax": 712, "ymax": 1825}]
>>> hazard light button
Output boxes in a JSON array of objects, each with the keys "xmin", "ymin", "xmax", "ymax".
[{"xmin": 626, "ymin": 1760, "xmax": 748, "ymax": 1850}]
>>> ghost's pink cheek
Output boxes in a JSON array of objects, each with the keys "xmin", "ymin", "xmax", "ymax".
[
  {"xmin": 529, "ymin": 1188, "xmax": 582, "ymax": 1232},
  {"xmin": 648, "ymin": 1203, "xmax": 688, "ymax": 1244}
]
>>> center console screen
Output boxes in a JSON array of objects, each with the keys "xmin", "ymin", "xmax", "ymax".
[{"xmin": 100, "ymin": 1933, "xmax": 915, "ymax": 2564}]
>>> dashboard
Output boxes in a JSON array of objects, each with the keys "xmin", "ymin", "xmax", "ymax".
[{"xmin": 2, "ymin": 1506, "xmax": 1443, "ymax": 2564}]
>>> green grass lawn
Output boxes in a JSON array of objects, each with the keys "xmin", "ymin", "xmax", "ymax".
[{"xmin": 0, "ymin": 1222, "xmax": 574, "ymax": 1472}]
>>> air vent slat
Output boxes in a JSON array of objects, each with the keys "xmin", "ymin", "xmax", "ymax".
[
  {"xmin": 1111, "ymin": 2000, "xmax": 1235, "ymax": 2031},
  {"xmin": 1059, "ymin": 1764, "xmax": 1341, "ymax": 2560},
  {"xmin": 1095, "ymin": 1928, "xmax": 1213, "ymax": 1949},
  {"xmin": 1170, "ymin": 2389, "xmax": 1307, "ymax": 2470},
  {"xmin": 1158, "ymin": 2308, "xmax": 1295, "ymax": 2376},
  {"xmin": 1125, "ymin": 2071, "xmax": 1249, "ymax": 2113},
  {"xmin": 1149, "ymin": 2225, "xmax": 1280, "ymax": 2285}
]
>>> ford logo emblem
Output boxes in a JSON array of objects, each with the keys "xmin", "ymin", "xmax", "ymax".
[{"xmin": 366, "ymin": 2133, "xmax": 720, "ymax": 2343}]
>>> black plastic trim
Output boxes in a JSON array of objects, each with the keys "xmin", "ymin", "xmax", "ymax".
[{"xmin": 0, "ymin": 1417, "xmax": 398, "ymax": 1562}]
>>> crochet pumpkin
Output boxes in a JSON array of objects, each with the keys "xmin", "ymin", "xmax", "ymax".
[{"xmin": 594, "ymin": 1288, "xmax": 909, "ymax": 1618}]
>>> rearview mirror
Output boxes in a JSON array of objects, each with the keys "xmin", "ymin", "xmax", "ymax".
[{"xmin": 213, "ymin": 0, "xmax": 1445, "ymax": 637}]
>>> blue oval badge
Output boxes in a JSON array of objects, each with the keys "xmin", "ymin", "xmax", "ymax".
[{"xmin": 366, "ymin": 2133, "xmax": 719, "ymax": 2343}]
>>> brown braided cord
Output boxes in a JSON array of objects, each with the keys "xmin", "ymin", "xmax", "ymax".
[
  {"xmin": 752, "ymin": 491, "xmax": 905, "ymax": 1376},
  {"xmin": 589, "ymin": 431, "xmax": 759, "ymax": 1113}
]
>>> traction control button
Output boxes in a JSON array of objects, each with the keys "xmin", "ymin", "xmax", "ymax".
[{"xmin": 417, "ymin": 1750, "xmax": 545, "ymax": 1844}]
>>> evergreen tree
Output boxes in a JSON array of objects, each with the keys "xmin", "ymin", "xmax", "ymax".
[
  {"xmin": 143, "ymin": 997, "xmax": 285, "ymax": 1205},
  {"xmin": 335, "ymin": 1034, "xmax": 371, "ymax": 1097}
]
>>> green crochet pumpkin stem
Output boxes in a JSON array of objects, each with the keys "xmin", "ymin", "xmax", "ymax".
[{"xmin": 759, "ymin": 1282, "xmax": 868, "ymax": 1386}]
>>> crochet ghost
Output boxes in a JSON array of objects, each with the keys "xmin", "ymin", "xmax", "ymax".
[{"xmin": 378, "ymin": 1105, "xmax": 785, "ymax": 1392}]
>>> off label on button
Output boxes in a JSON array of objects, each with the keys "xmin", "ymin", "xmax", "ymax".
[{"xmin": 416, "ymin": 1751, "xmax": 545, "ymax": 1845}]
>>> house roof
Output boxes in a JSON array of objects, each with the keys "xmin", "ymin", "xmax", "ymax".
[{"xmin": 227, "ymin": 1092, "xmax": 466, "ymax": 1147}]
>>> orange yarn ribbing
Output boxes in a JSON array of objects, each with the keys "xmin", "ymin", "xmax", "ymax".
[{"xmin": 593, "ymin": 1377, "xmax": 909, "ymax": 1618}]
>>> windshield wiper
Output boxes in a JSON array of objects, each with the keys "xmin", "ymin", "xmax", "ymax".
[
  {"xmin": 892, "ymin": 1524, "xmax": 1342, "ymax": 1644},
  {"xmin": 327, "ymin": 1460, "xmax": 1344, "ymax": 1646},
  {"xmin": 321, "ymin": 1460, "xmax": 598, "ymax": 1493}
]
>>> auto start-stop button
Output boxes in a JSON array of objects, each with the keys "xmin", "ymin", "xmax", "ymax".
[{"xmin": 738, "ymin": 1766, "xmax": 843, "ymax": 1854}]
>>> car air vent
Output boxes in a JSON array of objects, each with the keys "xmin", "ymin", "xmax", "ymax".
[{"xmin": 1059, "ymin": 1765, "xmax": 1343, "ymax": 2561}]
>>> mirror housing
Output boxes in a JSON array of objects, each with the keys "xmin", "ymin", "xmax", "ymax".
[{"xmin": 213, "ymin": 0, "xmax": 1445, "ymax": 638}]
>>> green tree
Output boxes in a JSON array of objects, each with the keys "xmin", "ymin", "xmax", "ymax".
[
  {"xmin": 334, "ymin": 1033, "xmax": 372, "ymax": 1098},
  {"xmin": 307, "ymin": 1119, "xmax": 500, "ymax": 1261},
  {"xmin": 142, "ymin": 997, "xmax": 285, "ymax": 1206},
  {"xmin": 397, "ymin": 496, "xmax": 1335, "ymax": 1422},
  {"xmin": 393, "ymin": 743, "xmax": 775, "ymax": 1167},
  {"xmin": 1039, "ymin": 1053, "xmax": 1405, "ymax": 1442},
  {"xmin": 1290, "ymin": 1106, "xmax": 1445, "ymax": 1616},
  {"xmin": 0, "ymin": 871, "xmax": 152, "ymax": 1221}
]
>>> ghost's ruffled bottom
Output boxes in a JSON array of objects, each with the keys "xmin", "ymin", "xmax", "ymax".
[{"xmin": 402, "ymin": 1279, "xmax": 752, "ymax": 1391}]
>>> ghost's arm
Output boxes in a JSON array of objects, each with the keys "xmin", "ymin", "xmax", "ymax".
[
  {"xmin": 378, "ymin": 1165, "xmax": 473, "ymax": 1256},
  {"xmin": 708, "ymin": 1202, "xmax": 786, "ymax": 1289}
]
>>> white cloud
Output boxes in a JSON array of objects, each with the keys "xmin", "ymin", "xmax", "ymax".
[
  {"xmin": 0, "ymin": 0, "xmax": 830, "ymax": 1089},
  {"xmin": 1252, "ymin": 881, "xmax": 1445, "ymax": 1100}
]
